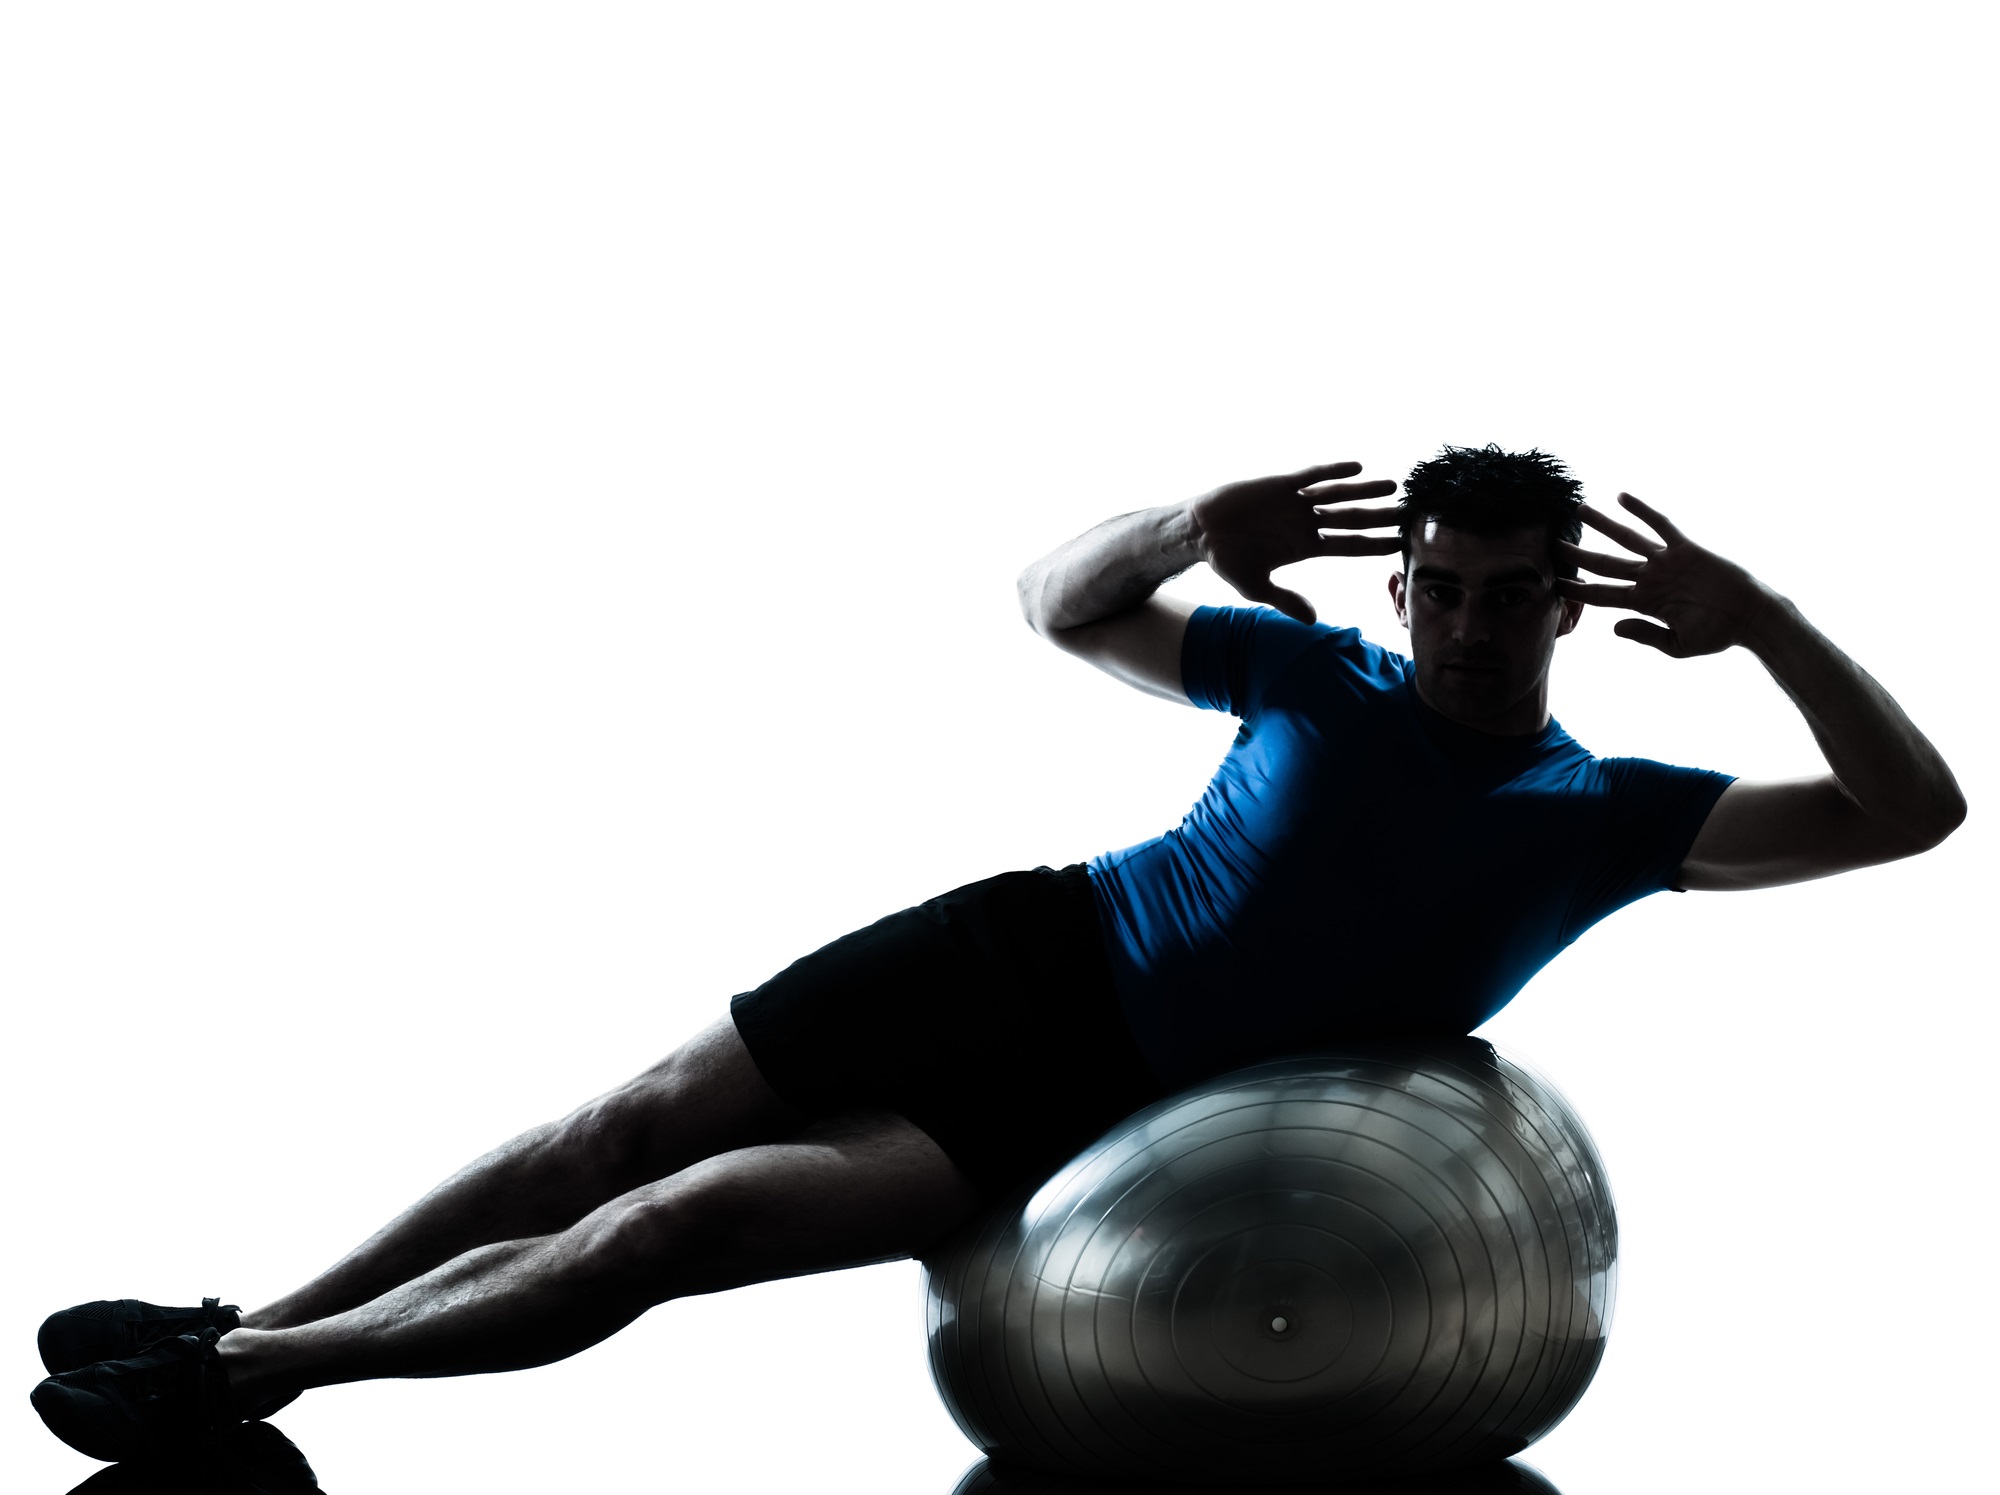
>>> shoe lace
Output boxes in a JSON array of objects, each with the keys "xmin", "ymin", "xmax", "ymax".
[{"xmin": 200, "ymin": 1296, "xmax": 236, "ymax": 1330}]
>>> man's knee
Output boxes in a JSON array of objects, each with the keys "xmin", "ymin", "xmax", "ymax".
[
  {"xmin": 561, "ymin": 1176, "xmax": 750, "ymax": 1294},
  {"xmin": 548, "ymin": 1086, "xmax": 658, "ymax": 1185}
]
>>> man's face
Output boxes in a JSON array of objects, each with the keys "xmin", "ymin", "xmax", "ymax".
[{"xmin": 1386, "ymin": 520, "xmax": 1584, "ymax": 735}]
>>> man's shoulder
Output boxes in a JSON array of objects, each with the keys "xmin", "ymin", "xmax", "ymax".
[
  {"xmin": 1203, "ymin": 607, "xmax": 1408, "ymax": 682},
  {"xmin": 1549, "ymin": 750, "xmax": 1737, "ymax": 828},
  {"xmin": 1185, "ymin": 606, "xmax": 1416, "ymax": 720},
  {"xmin": 1587, "ymin": 752, "xmax": 1736, "ymax": 793}
]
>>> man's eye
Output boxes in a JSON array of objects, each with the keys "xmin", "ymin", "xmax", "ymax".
[
  {"xmin": 1424, "ymin": 587, "xmax": 1460, "ymax": 604},
  {"xmin": 1495, "ymin": 590, "xmax": 1530, "ymax": 607}
]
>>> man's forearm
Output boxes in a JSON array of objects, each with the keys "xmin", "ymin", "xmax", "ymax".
[
  {"xmin": 1744, "ymin": 596, "xmax": 1966, "ymax": 845},
  {"xmin": 1017, "ymin": 504, "xmax": 1203, "ymax": 635}
]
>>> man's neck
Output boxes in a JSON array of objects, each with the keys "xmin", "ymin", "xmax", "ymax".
[{"xmin": 1411, "ymin": 679, "xmax": 1553, "ymax": 738}]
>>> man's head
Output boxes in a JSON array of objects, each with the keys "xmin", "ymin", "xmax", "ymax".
[{"xmin": 1386, "ymin": 445, "xmax": 1588, "ymax": 735}]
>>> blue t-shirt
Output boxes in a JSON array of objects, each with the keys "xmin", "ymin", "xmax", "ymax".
[{"xmin": 1087, "ymin": 605, "xmax": 1735, "ymax": 1089}]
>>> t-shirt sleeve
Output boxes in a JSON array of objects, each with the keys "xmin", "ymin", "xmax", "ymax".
[
  {"xmin": 1565, "ymin": 758, "xmax": 1737, "ymax": 938},
  {"xmin": 1180, "ymin": 605, "xmax": 1331, "ymax": 717}
]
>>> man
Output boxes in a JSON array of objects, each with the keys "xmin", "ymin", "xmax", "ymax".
[{"xmin": 33, "ymin": 447, "xmax": 1965, "ymax": 1463}]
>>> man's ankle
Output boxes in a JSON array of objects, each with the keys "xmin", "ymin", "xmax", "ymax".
[{"xmin": 215, "ymin": 1328, "xmax": 300, "ymax": 1417}]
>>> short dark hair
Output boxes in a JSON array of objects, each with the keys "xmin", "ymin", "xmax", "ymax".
[{"xmin": 1400, "ymin": 445, "xmax": 1584, "ymax": 574}]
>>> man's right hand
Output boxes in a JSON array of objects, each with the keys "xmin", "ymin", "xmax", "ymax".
[
  {"xmin": 1019, "ymin": 459, "xmax": 1401, "ymax": 704},
  {"xmin": 1189, "ymin": 461, "xmax": 1401, "ymax": 625}
]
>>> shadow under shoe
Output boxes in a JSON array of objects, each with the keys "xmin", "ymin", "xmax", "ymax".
[{"xmin": 62, "ymin": 1420, "xmax": 321, "ymax": 1495}]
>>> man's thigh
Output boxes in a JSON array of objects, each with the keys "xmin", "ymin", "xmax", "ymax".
[{"xmin": 588, "ymin": 1109, "xmax": 987, "ymax": 1299}]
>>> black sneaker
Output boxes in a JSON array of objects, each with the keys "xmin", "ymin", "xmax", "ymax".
[
  {"xmin": 40, "ymin": 1299, "xmax": 243, "ymax": 1376},
  {"xmin": 31, "ymin": 1328, "xmax": 243, "ymax": 1464}
]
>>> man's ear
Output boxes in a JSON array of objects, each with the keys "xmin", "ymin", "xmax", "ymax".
[
  {"xmin": 1554, "ymin": 594, "xmax": 1585, "ymax": 637},
  {"xmin": 1387, "ymin": 570, "xmax": 1409, "ymax": 627}
]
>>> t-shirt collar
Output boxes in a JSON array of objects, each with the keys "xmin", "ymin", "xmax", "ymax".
[{"xmin": 1402, "ymin": 673, "xmax": 1568, "ymax": 763}]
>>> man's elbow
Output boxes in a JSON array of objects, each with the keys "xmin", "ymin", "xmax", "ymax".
[
  {"xmin": 1017, "ymin": 565, "xmax": 1057, "ymax": 639},
  {"xmin": 1915, "ymin": 785, "xmax": 1969, "ymax": 851},
  {"xmin": 1886, "ymin": 784, "xmax": 1969, "ymax": 856}
]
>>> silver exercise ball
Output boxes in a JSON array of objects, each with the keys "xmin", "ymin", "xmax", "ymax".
[{"xmin": 922, "ymin": 1041, "xmax": 1616, "ymax": 1483}]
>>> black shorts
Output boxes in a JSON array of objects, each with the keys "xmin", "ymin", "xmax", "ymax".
[{"xmin": 729, "ymin": 864, "xmax": 1164, "ymax": 1199}]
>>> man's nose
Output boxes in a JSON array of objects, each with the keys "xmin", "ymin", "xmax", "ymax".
[{"xmin": 1450, "ymin": 604, "xmax": 1491, "ymax": 643}]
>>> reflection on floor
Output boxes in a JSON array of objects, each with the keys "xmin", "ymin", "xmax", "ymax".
[
  {"xmin": 950, "ymin": 1457, "xmax": 1560, "ymax": 1494},
  {"xmin": 62, "ymin": 1421, "xmax": 320, "ymax": 1495},
  {"xmin": 58, "ymin": 1427, "xmax": 1561, "ymax": 1495}
]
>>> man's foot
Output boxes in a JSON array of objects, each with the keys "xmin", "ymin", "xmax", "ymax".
[
  {"xmin": 38, "ymin": 1300, "xmax": 302, "ymax": 1422},
  {"xmin": 40, "ymin": 1300, "xmax": 243, "ymax": 1376},
  {"xmin": 31, "ymin": 1329, "xmax": 246, "ymax": 1464}
]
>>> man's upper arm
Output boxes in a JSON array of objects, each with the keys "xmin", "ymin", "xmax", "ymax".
[
  {"xmin": 1677, "ymin": 775, "xmax": 1940, "ymax": 891},
  {"xmin": 1042, "ymin": 595, "xmax": 1200, "ymax": 705}
]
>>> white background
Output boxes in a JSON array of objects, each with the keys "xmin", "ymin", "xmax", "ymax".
[{"xmin": 3, "ymin": 5, "xmax": 1993, "ymax": 1491}]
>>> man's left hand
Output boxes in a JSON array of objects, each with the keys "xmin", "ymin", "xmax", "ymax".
[{"xmin": 1556, "ymin": 494, "xmax": 1778, "ymax": 657}]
